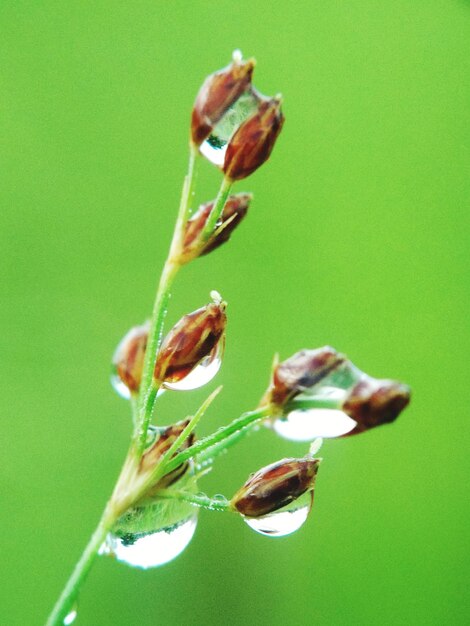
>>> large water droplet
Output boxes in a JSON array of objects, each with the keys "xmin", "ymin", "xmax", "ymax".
[
  {"xmin": 63, "ymin": 604, "xmax": 78, "ymax": 625},
  {"xmin": 273, "ymin": 409, "xmax": 357, "ymax": 441},
  {"xmin": 163, "ymin": 343, "xmax": 222, "ymax": 391},
  {"xmin": 101, "ymin": 514, "xmax": 198, "ymax": 569},
  {"xmin": 244, "ymin": 491, "xmax": 313, "ymax": 537},
  {"xmin": 199, "ymin": 90, "xmax": 261, "ymax": 166}
]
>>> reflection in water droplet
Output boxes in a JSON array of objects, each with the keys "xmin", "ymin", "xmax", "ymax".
[
  {"xmin": 63, "ymin": 604, "xmax": 78, "ymax": 625},
  {"xmin": 163, "ymin": 343, "xmax": 222, "ymax": 391},
  {"xmin": 101, "ymin": 515, "xmax": 198, "ymax": 569},
  {"xmin": 274, "ymin": 409, "xmax": 357, "ymax": 441},
  {"xmin": 244, "ymin": 491, "xmax": 313, "ymax": 537},
  {"xmin": 199, "ymin": 90, "xmax": 261, "ymax": 166}
]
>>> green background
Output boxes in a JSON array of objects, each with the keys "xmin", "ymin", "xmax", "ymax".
[{"xmin": 1, "ymin": 1, "xmax": 469, "ymax": 624}]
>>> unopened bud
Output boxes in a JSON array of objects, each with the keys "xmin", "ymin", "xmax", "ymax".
[
  {"xmin": 181, "ymin": 193, "xmax": 252, "ymax": 262},
  {"xmin": 191, "ymin": 56, "xmax": 255, "ymax": 147},
  {"xmin": 223, "ymin": 96, "xmax": 284, "ymax": 181},
  {"xmin": 140, "ymin": 420, "xmax": 195, "ymax": 488},
  {"xmin": 268, "ymin": 347, "xmax": 345, "ymax": 408},
  {"xmin": 111, "ymin": 322, "xmax": 149, "ymax": 397},
  {"xmin": 342, "ymin": 378, "xmax": 411, "ymax": 435},
  {"xmin": 231, "ymin": 457, "xmax": 320, "ymax": 518},
  {"xmin": 154, "ymin": 298, "xmax": 227, "ymax": 387}
]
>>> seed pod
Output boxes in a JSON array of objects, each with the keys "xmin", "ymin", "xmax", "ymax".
[
  {"xmin": 154, "ymin": 298, "xmax": 227, "ymax": 387},
  {"xmin": 191, "ymin": 55, "xmax": 255, "ymax": 147},
  {"xmin": 268, "ymin": 347, "xmax": 346, "ymax": 408},
  {"xmin": 181, "ymin": 193, "xmax": 252, "ymax": 263},
  {"xmin": 111, "ymin": 322, "xmax": 149, "ymax": 396},
  {"xmin": 223, "ymin": 96, "xmax": 284, "ymax": 181},
  {"xmin": 140, "ymin": 420, "xmax": 195, "ymax": 489},
  {"xmin": 342, "ymin": 378, "xmax": 411, "ymax": 435},
  {"xmin": 231, "ymin": 457, "xmax": 320, "ymax": 518}
]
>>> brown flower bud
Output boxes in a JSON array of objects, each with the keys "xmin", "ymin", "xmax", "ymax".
[
  {"xmin": 191, "ymin": 55, "xmax": 255, "ymax": 147},
  {"xmin": 181, "ymin": 193, "xmax": 252, "ymax": 262},
  {"xmin": 231, "ymin": 457, "xmax": 320, "ymax": 518},
  {"xmin": 268, "ymin": 347, "xmax": 346, "ymax": 408},
  {"xmin": 342, "ymin": 378, "xmax": 411, "ymax": 435},
  {"xmin": 111, "ymin": 322, "xmax": 149, "ymax": 397},
  {"xmin": 154, "ymin": 297, "xmax": 227, "ymax": 387},
  {"xmin": 223, "ymin": 96, "xmax": 284, "ymax": 181},
  {"xmin": 140, "ymin": 420, "xmax": 196, "ymax": 489}
]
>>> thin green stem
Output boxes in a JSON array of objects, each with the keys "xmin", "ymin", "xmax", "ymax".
[
  {"xmin": 163, "ymin": 406, "xmax": 272, "ymax": 476},
  {"xmin": 45, "ymin": 509, "xmax": 114, "ymax": 626},
  {"xmin": 135, "ymin": 146, "xmax": 198, "ymax": 451},
  {"xmin": 200, "ymin": 176, "xmax": 232, "ymax": 243},
  {"xmin": 155, "ymin": 489, "xmax": 231, "ymax": 512}
]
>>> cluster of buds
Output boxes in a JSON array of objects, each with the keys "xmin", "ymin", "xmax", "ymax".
[
  {"xmin": 107, "ymin": 52, "xmax": 410, "ymax": 551},
  {"xmin": 262, "ymin": 346, "xmax": 411, "ymax": 437},
  {"xmin": 112, "ymin": 294, "xmax": 226, "ymax": 398},
  {"xmin": 191, "ymin": 50, "xmax": 284, "ymax": 181}
]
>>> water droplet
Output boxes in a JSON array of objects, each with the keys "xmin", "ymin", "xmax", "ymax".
[
  {"xmin": 110, "ymin": 366, "xmax": 132, "ymax": 399},
  {"xmin": 199, "ymin": 90, "xmax": 261, "ymax": 166},
  {"xmin": 311, "ymin": 362, "xmax": 364, "ymax": 394},
  {"xmin": 163, "ymin": 343, "xmax": 222, "ymax": 391},
  {"xmin": 273, "ymin": 409, "xmax": 356, "ymax": 441},
  {"xmin": 101, "ymin": 514, "xmax": 198, "ymax": 569},
  {"xmin": 244, "ymin": 491, "xmax": 313, "ymax": 537},
  {"xmin": 63, "ymin": 604, "xmax": 78, "ymax": 625}
]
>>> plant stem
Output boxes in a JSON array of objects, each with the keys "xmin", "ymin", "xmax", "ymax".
[
  {"xmin": 135, "ymin": 146, "xmax": 198, "ymax": 451},
  {"xmin": 156, "ymin": 489, "xmax": 231, "ymax": 512},
  {"xmin": 163, "ymin": 406, "xmax": 272, "ymax": 476},
  {"xmin": 45, "ymin": 509, "xmax": 114, "ymax": 626},
  {"xmin": 200, "ymin": 176, "xmax": 232, "ymax": 243}
]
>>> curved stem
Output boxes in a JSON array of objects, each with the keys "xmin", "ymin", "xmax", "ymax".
[
  {"xmin": 45, "ymin": 510, "xmax": 113, "ymax": 626},
  {"xmin": 135, "ymin": 146, "xmax": 198, "ymax": 451}
]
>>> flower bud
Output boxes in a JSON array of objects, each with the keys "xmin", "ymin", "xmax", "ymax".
[
  {"xmin": 223, "ymin": 96, "xmax": 284, "ymax": 181},
  {"xmin": 111, "ymin": 322, "xmax": 149, "ymax": 397},
  {"xmin": 342, "ymin": 378, "xmax": 411, "ymax": 435},
  {"xmin": 191, "ymin": 54, "xmax": 255, "ymax": 147},
  {"xmin": 181, "ymin": 193, "xmax": 252, "ymax": 262},
  {"xmin": 231, "ymin": 457, "xmax": 320, "ymax": 518},
  {"xmin": 140, "ymin": 420, "xmax": 196, "ymax": 489},
  {"xmin": 154, "ymin": 297, "xmax": 227, "ymax": 387},
  {"xmin": 267, "ymin": 347, "xmax": 346, "ymax": 408}
]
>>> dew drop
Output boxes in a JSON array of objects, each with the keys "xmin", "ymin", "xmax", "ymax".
[
  {"xmin": 63, "ymin": 604, "xmax": 78, "ymax": 625},
  {"xmin": 100, "ymin": 514, "xmax": 198, "ymax": 569},
  {"xmin": 244, "ymin": 491, "xmax": 313, "ymax": 537},
  {"xmin": 163, "ymin": 343, "xmax": 222, "ymax": 391},
  {"xmin": 273, "ymin": 409, "xmax": 357, "ymax": 442},
  {"xmin": 199, "ymin": 90, "xmax": 261, "ymax": 167},
  {"xmin": 110, "ymin": 365, "xmax": 132, "ymax": 399}
]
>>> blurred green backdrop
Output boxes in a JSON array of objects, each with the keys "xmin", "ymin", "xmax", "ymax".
[{"xmin": 1, "ymin": 1, "xmax": 469, "ymax": 624}]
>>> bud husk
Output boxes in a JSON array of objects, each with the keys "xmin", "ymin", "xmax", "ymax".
[
  {"xmin": 191, "ymin": 57, "xmax": 255, "ymax": 147},
  {"xmin": 154, "ymin": 300, "xmax": 226, "ymax": 386},
  {"xmin": 231, "ymin": 457, "xmax": 320, "ymax": 518},
  {"xmin": 342, "ymin": 378, "xmax": 411, "ymax": 435},
  {"xmin": 112, "ymin": 322, "xmax": 149, "ymax": 395},
  {"xmin": 181, "ymin": 193, "xmax": 252, "ymax": 263},
  {"xmin": 223, "ymin": 96, "xmax": 284, "ymax": 181},
  {"xmin": 140, "ymin": 420, "xmax": 196, "ymax": 489},
  {"xmin": 266, "ymin": 346, "xmax": 346, "ymax": 408}
]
